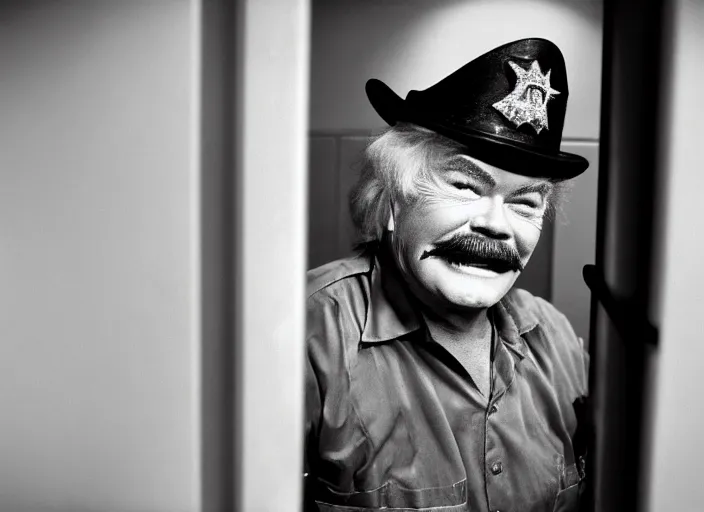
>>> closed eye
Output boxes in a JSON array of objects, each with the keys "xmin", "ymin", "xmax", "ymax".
[
  {"xmin": 510, "ymin": 182, "xmax": 552, "ymax": 207},
  {"xmin": 451, "ymin": 181, "xmax": 477, "ymax": 191},
  {"xmin": 513, "ymin": 197, "xmax": 542, "ymax": 208},
  {"xmin": 444, "ymin": 170, "xmax": 483, "ymax": 195},
  {"xmin": 509, "ymin": 195, "xmax": 546, "ymax": 218}
]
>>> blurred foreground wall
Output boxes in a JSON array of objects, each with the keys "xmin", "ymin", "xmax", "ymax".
[
  {"xmin": 0, "ymin": 0, "xmax": 310, "ymax": 510},
  {"xmin": 307, "ymin": 0, "xmax": 603, "ymax": 341},
  {"xmin": 0, "ymin": 2, "xmax": 200, "ymax": 511},
  {"xmin": 647, "ymin": 1, "xmax": 704, "ymax": 510}
]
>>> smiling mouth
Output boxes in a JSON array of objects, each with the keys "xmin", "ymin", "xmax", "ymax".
[
  {"xmin": 447, "ymin": 261, "xmax": 506, "ymax": 277},
  {"xmin": 450, "ymin": 260, "xmax": 515, "ymax": 274},
  {"xmin": 436, "ymin": 253, "xmax": 519, "ymax": 274}
]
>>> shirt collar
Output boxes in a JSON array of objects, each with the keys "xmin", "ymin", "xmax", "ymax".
[
  {"xmin": 492, "ymin": 291, "xmax": 538, "ymax": 359},
  {"xmin": 361, "ymin": 249, "xmax": 422, "ymax": 343},
  {"xmin": 360, "ymin": 247, "xmax": 539, "ymax": 357}
]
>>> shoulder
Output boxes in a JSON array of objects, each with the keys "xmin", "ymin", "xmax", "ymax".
[
  {"xmin": 307, "ymin": 253, "xmax": 372, "ymax": 299},
  {"xmin": 305, "ymin": 253, "xmax": 373, "ymax": 367},
  {"xmin": 504, "ymin": 288, "xmax": 588, "ymax": 395},
  {"xmin": 306, "ymin": 254, "xmax": 372, "ymax": 324},
  {"xmin": 503, "ymin": 287, "xmax": 578, "ymax": 339}
]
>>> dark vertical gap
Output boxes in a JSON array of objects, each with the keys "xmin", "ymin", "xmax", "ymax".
[
  {"xmin": 624, "ymin": 5, "xmax": 666, "ymax": 511},
  {"xmin": 231, "ymin": 0, "xmax": 247, "ymax": 510},
  {"xmin": 332, "ymin": 135, "xmax": 342, "ymax": 262},
  {"xmin": 199, "ymin": 0, "xmax": 237, "ymax": 510},
  {"xmin": 306, "ymin": 136, "xmax": 313, "ymax": 269},
  {"xmin": 588, "ymin": 0, "xmax": 669, "ymax": 511},
  {"xmin": 585, "ymin": 0, "xmax": 614, "ymax": 505},
  {"xmin": 335, "ymin": 134, "xmax": 345, "ymax": 257}
]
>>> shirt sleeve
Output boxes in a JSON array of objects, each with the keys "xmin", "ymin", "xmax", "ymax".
[
  {"xmin": 534, "ymin": 296, "xmax": 590, "ymax": 399},
  {"xmin": 304, "ymin": 346, "xmax": 322, "ymax": 474},
  {"xmin": 535, "ymin": 297, "xmax": 591, "ymax": 478},
  {"xmin": 303, "ymin": 291, "xmax": 345, "ymax": 511},
  {"xmin": 303, "ymin": 341, "xmax": 322, "ymax": 512}
]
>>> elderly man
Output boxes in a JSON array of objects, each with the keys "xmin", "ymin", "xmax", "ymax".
[{"xmin": 304, "ymin": 39, "xmax": 589, "ymax": 512}]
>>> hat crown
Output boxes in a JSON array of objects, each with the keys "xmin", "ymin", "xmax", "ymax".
[
  {"xmin": 405, "ymin": 38, "xmax": 569, "ymax": 152},
  {"xmin": 365, "ymin": 38, "xmax": 589, "ymax": 179}
]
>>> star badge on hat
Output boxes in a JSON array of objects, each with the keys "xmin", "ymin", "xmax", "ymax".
[{"xmin": 492, "ymin": 60, "xmax": 560, "ymax": 134}]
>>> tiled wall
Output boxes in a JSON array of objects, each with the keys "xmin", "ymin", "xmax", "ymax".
[
  {"xmin": 307, "ymin": 134, "xmax": 365, "ymax": 268},
  {"xmin": 310, "ymin": 1, "xmax": 603, "ymax": 139}
]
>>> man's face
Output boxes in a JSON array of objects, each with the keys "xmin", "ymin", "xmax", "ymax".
[{"xmin": 390, "ymin": 153, "xmax": 552, "ymax": 313}]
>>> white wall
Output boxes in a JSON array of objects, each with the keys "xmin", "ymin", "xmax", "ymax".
[
  {"xmin": 646, "ymin": 1, "xmax": 704, "ymax": 510},
  {"xmin": 0, "ymin": 2, "xmax": 199, "ymax": 510},
  {"xmin": 310, "ymin": 0, "xmax": 602, "ymax": 139},
  {"xmin": 237, "ymin": 1, "xmax": 309, "ymax": 511}
]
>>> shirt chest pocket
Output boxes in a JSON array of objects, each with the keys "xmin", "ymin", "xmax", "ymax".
[
  {"xmin": 315, "ymin": 503, "xmax": 468, "ymax": 512},
  {"xmin": 311, "ymin": 478, "xmax": 469, "ymax": 511}
]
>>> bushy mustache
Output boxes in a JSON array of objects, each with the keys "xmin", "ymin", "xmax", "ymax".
[{"xmin": 420, "ymin": 233, "xmax": 524, "ymax": 272}]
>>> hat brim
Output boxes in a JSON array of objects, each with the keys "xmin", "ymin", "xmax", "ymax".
[{"xmin": 366, "ymin": 78, "xmax": 589, "ymax": 180}]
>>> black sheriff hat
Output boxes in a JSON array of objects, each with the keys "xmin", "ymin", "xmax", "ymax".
[{"xmin": 366, "ymin": 38, "xmax": 589, "ymax": 179}]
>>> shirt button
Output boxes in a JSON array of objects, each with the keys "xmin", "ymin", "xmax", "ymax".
[
  {"xmin": 489, "ymin": 404, "xmax": 498, "ymax": 415},
  {"xmin": 491, "ymin": 461, "xmax": 503, "ymax": 475}
]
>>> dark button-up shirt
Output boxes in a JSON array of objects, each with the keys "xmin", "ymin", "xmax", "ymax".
[{"xmin": 304, "ymin": 249, "xmax": 589, "ymax": 512}]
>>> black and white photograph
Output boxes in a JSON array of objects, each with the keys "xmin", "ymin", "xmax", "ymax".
[{"xmin": 0, "ymin": 1, "xmax": 702, "ymax": 511}]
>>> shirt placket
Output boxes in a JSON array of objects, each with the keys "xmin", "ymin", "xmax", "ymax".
[{"xmin": 483, "ymin": 336, "xmax": 518, "ymax": 512}]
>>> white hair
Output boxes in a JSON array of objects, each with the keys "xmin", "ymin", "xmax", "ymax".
[{"xmin": 348, "ymin": 123, "xmax": 570, "ymax": 246}]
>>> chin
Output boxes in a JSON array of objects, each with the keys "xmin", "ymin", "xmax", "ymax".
[
  {"xmin": 429, "ymin": 260, "xmax": 518, "ymax": 309},
  {"xmin": 442, "ymin": 281, "xmax": 510, "ymax": 309}
]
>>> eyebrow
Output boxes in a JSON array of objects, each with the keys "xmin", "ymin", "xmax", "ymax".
[
  {"xmin": 445, "ymin": 156, "xmax": 497, "ymax": 188},
  {"xmin": 446, "ymin": 155, "xmax": 553, "ymax": 198},
  {"xmin": 511, "ymin": 181, "xmax": 553, "ymax": 197}
]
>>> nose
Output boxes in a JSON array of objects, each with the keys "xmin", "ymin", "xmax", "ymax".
[{"xmin": 470, "ymin": 196, "xmax": 511, "ymax": 240}]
